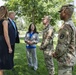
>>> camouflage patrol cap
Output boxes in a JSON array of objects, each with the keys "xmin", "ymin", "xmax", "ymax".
[{"xmin": 59, "ymin": 4, "xmax": 74, "ymax": 16}]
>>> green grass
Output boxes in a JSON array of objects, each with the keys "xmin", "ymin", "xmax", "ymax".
[{"xmin": 4, "ymin": 38, "xmax": 76, "ymax": 75}]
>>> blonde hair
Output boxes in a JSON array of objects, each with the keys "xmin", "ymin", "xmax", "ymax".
[{"xmin": 8, "ymin": 11, "xmax": 15, "ymax": 16}]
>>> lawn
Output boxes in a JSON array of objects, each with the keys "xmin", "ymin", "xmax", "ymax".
[{"xmin": 4, "ymin": 37, "xmax": 76, "ymax": 75}]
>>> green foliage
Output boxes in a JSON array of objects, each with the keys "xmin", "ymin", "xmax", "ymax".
[
  {"xmin": 72, "ymin": 12, "xmax": 76, "ymax": 26},
  {"xmin": 4, "ymin": 0, "xmax": 74, "ymax": 31},
  {"xmin": 5, "ymin": 0, "xmax": 21, "ymax": 15}
]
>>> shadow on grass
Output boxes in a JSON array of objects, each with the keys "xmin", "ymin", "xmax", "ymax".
[
  {"xmin": 4, "ymin": 39, "xmax": 48, "ymax": 75},
  {"xmin": 4, "ymin": 37, "xmax": 76, "ymax": 75}
]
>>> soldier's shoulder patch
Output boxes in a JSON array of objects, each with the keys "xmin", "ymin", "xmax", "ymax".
[{"xmin": 58, "ymin": 24, "xmax": 72, "ymax": 43}]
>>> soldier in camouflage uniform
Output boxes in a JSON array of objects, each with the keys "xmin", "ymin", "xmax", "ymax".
[
  {"xmin": 53, "ymin": 4, "xmax": 75, "ymax": 75},
  {"xmin": 40, "ymin": 16, "xmax": 54, "ymax": 75}
]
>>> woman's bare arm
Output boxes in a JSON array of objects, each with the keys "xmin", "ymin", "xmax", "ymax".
[{"xmin": 3, "ymin": 20, "xmax": 12, "ymax": 53}]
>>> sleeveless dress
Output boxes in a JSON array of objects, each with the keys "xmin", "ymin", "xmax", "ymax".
[{"xmin": 0, "ymin": 19, "xmax": 13, "ymax": 70}]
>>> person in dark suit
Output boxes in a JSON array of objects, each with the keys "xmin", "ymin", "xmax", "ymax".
[{"xmin": 8, "ymin": 11, "xmax": 20, "ymax": 67}]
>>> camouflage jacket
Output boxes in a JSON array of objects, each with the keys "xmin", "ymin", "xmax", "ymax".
[
  {"xmin": 40, "ymin": 25, "xmax": 54, "ymax": 51},
  {"xmin": 75, "ymin": 27, "xmax": 76, "ymax": 51},
  {"xmin": 55, "ymin": 19, "xmax": 75, "ymax": 66}
]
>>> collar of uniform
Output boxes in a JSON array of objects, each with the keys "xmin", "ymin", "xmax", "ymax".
[
  {"xmin": 64, "ymin": 18, "xmax": 72, "ymax": 22},
  {"xmin": 64, "ymin": 18, "xmax": 72, "ymax": 25},
  {"xmin": 64, "ymin": 18, "xmax": 75, "ymax": 31}
]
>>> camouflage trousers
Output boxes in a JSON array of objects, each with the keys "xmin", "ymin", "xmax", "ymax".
[
  {"xmin": 71, "ymin": 51, "xmax": 76, "ymax": 65},
  {"xmin": 43, "ymin": 50, "xmax": 54, "ymax": 75},
  {"xmin": 58, "ymin": 64, "xmax": 72, "ymax": 75}
]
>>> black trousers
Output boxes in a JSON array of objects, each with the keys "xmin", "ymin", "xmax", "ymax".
[
  {"xmin": 0, "ymin": 37, "xmax": 15, "ymax": 69},
  {"xmin": 8, "ymin": 44, "xmax": 15, "ymax": 69}
]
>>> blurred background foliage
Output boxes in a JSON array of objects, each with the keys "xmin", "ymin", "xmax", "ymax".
[{"xmin": 3, "ymin": 0, "xmax": 76, "ymax": 33}]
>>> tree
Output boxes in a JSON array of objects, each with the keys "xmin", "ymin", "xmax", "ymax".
[{"xmin": 4, "ymin": 0, "xmax": 73, "ymax": 31}]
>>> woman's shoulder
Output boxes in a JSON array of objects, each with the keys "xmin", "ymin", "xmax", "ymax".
[
  {"xmin": 0, "ymin": 19, "xmax": 5, "ymax": 25},
  {"xmin": 0, "ymin": 19, "xmax": 8, "ymax": 23},
  {"xmin": 0, "ymin": 19, "xmax": 4, "ymax": 22}
]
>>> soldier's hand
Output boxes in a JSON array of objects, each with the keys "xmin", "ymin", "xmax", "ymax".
[
  {"xmin": 39, "ymin": 46, "xmax": 44, "ymax": 50},
  {"xmin": 39, "ymin": 46, "xmax": 42, "ymax": 50},
  {"xmin": 52, "ymin": 52, "xmax": 56, "ymax": 58}
]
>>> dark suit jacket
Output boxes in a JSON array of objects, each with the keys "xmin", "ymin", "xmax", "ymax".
[{"xmin": 8, "ymin": 18, "xmax": 20, "ymax": 45}]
